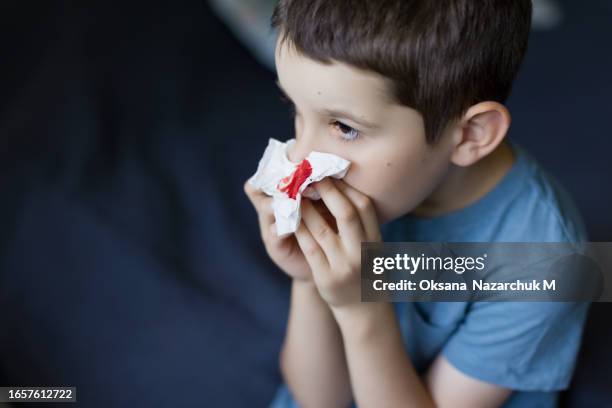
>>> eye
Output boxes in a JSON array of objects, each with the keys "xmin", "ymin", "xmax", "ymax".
[{"xmin": 331, "ymin": 120, "xmax": 361, "ymax": 142}]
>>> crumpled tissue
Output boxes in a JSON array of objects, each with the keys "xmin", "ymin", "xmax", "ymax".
[{"xmin": 248, "ymin": 138, "xmax": 351, "ymax": 237}]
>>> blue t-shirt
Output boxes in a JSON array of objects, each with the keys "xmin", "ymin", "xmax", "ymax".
[{"xmin": 269, "ymin": 140, "xmax": 590, "ymax": 408}]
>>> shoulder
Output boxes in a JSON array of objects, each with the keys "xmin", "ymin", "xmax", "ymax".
[{"xmin": 492, "ymin": 142, "xmax": 588, "ymax": 243}]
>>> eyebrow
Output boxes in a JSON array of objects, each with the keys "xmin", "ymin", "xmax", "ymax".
[{"xmin": 275, "ymin": 79, "xmax": 380, "ymax": 130}]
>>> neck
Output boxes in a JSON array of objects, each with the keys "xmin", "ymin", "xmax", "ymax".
[{"xmin": 411, "ymin": 140, "xmax": 515, "ymax": 218}]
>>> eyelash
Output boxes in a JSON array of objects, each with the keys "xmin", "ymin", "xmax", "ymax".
[
  {"xmin": 279, "ymin": 95, "xmax": 362, "ymax": 143},
  {"xmin": 332, "ymin": 121, "xmax": 361, "ymax": 143}
]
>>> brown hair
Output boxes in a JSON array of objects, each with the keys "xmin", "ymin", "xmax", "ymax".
[{"xmin": 271, "ymin": 0, "xmax": 532, "ymax": 144}]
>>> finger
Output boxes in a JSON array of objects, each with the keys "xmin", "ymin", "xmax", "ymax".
[
  {"xmin": 244, "ymin": 181, "xmax": 266, "ymax": 210},
  {"xmin": 244, "ymin": 181, "xmax": 274, "ymax": 225},
  {"xmin": 258, "ymin": 196, "xmax": 275, "ymax": 225},
  {"xmin": 255, "ymin": 199, "xmax": 276, "ymax": 243},
  {"xmin": 244, "ymin": 180, "xmax": 262, "ymax": 210},
  {"xmin": 294, "ymin": 219, "xmax": 329, "ymax": 272},
  {"xmin": 243, "ymin": 180, "xmax": 257, "ymax": 200},
  {"xmin": 266, "ymin": 222, "xmax": 291, "ymax": 252},
  {"xmin": 311, "ymin": 200, "xmax": 338, "ymax": 233},
  {"xmin": 245, "ymin": 183, "xmax": 284, "ymax": 252},
  {"xmin": 334, "ymin": 179, "xmax": 381, "ymax": 242},
  {"xmin": 311, "ymin": 178, "xmax": 365, "ymax": 249},
  {"xmin": 301, "ymin": 198, "xmax": 342, "ymax": 264}
]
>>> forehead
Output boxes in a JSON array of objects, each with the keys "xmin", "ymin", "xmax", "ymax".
[{"xmin": 274, "ymin": 39, "xmax": 394, "ymax": 108}]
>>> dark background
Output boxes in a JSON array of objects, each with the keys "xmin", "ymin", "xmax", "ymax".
[{"xmin": 0, "ymin": 1, "xmax": 610, "ymax": 407}]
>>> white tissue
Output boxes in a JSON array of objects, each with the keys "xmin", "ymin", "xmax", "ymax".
[{"xmin": 248, "ymin": 138, "xmax": 351, "ymax": 237}]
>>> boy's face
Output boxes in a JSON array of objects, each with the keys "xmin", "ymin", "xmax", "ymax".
[{"xmin": 275, "ymin": 40, "xmax": 456, "ymax": 225}]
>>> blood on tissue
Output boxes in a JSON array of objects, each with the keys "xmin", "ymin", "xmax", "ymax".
[{"xmin": 277, "ymin": 159, "xmax": 313, "ymax": 199}]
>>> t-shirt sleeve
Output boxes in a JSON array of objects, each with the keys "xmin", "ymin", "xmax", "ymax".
[{"xmin": 442, "ymin": 301, "xmax": 590, "ymax": 391}]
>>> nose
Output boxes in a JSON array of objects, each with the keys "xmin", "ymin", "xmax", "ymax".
[{"xmin": 287, "ymin": 135, "xmax": 316, "ymax": 163}]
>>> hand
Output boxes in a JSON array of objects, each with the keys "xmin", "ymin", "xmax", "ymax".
[
  {"xmin": 294, "ymin": 178, "xmax": 382, "ymax": 308},
  {"xmin": 244, "ymin": 180, "xmax": 312, "ymax": 281}
]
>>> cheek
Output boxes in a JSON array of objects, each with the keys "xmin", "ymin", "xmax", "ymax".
[
  {"xmin": 342, "ymin": 154, "xmax": 440, "ymax": 224},
  {"xmin": 340, "ymin": 158, "xmax": 407, "ymax": 221}
]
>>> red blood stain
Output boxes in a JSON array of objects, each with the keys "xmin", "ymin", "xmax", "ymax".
[{"xmin": 277, "ymin": 159, "xmax": 313, "ymax": 199}]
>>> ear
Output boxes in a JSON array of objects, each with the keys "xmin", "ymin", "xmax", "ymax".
[{"xmin": 450, "ymin": 102, "xmax": 511, "ymax": 167}]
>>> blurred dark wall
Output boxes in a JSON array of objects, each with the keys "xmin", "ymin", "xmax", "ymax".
[
  {"xmin": 1, "ymin": 1, "xmax": 293, "ymax": 407},
  {"xmin": 507, "ymin": 0, "xmax": 612, "ymax": 241}
]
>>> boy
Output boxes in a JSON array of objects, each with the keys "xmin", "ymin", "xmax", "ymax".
[{"xmin": 244, "ymin": 1, "xmax": 589, "ymax": 407}]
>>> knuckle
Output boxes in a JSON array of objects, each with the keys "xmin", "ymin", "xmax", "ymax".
[
  {"xmin": 315, "ymin": 224, "xmax": 332, "ymax": 240},
  {"xmin": 337, "ymin": 205, "xmax": 358, "ymax": 223},
  {"xmin": 355, "ymin": 196, "xmax": 372, "ymax": 212},
  {"xmin": 305, "ymin": 247, "xmax": 319, "ymax": 258},
  {"xmin": 303, "ymin": 243, "xmax": 320, "ymax": 258},
  {"xmin": 243, "ymin": 180, "xmax": 253, "ymax": 195}
]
